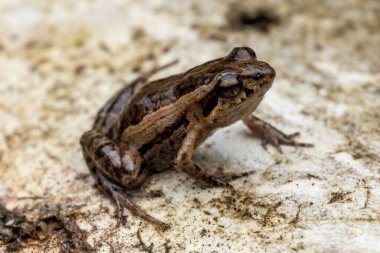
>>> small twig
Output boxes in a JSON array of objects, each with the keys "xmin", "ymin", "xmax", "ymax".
[
  {"xmin": 16, "ymin": 196, "xmax": 44, "ymax": 200},
  {"xmin": 261, "ymin": 202, "xmax": 281, "ymax": 226},
  {"xmin": 137, "ymin": 229, "xmax": 154, "ymax": 253},
  {"xmin": 289, "ymin": 204, "xmax": 303, "ymax": 226}
]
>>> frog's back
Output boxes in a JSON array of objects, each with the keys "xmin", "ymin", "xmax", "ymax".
[
  {"xmin": 92, "ymin": 72, "xmax": 194, "ymax": 137},
  {"xmin": 116, "ymin": 57, "xmax": 231, "ymax": 135},
  {"xmin": 95, "ymin": 55, "xmax": 233, "ymax": 141}
]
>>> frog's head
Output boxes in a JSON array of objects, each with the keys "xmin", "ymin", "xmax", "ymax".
[{"xmin": 202, "ymin": 47, "xmax": 276, "ymax": 127}]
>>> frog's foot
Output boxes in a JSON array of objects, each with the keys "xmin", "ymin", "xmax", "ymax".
[
  {"xmin": 192, "ymin": 165, "xmax": 258, "ymax": 194},
  {"xmin": 243, "ymin": 114, "xmax": 313, "ymax": 153},
  {"xmin": 97, "ymin": 172, "xmax": 170, "ymax": 230},
  {"xmin": 190, "ymin": 167, "xmax": 256, "ymax": 194},
  {"xmin": 81, "ymin": 130, "xmax": 170, "ymax": 229}
]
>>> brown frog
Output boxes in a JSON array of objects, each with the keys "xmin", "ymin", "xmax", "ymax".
[{"xmin": 80, "ymin": 47, "xmax": 312, "ymax": 230}]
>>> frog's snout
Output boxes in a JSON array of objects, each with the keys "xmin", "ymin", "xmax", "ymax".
[{"xmin": 261, "ymin": 62, "xmax": 276, "ymax": 79}]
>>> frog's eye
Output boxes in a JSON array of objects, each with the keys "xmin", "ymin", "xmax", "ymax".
[
  {"xmin": 215, "ymin": 74, "xmax": 242, "ymax": 98},
  {"xmin": 229, "ymin": 47, "xmax": 257, "ymax": 61}
]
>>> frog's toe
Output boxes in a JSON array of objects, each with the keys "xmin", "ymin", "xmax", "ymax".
[
  {"xmin": 279, "ymin": 132, "xmax": 314, "ymax": 148},
  {"xmin": 286, "ymin": 132, "xmax": 300, "ymax": 139},
  {"xmin": 266, "ymin": 130, "xmax": 313, "ymax": 152},
  {"xmin": 128, "ymin": 189, "xmax": 165, "ymax": 198},
  {"xmin": 112, "ymin": 192, "xmax": 128, "ymax": 227},
  {"xmin": 146, "ymin": 189, "xmax": 165, "ymax": 198},
  {"xmin": 220, "ymin": 170, "xmax": 256, "ymax": 181}
]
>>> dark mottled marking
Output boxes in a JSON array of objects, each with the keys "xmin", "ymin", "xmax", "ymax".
[
  {"xmin": 93, "ymin": 85, "xmax": 131, "ymax": 131},
  {"xmin": 139, "ymin": 117, "xmax": 190, "ymax": 155},
  {"xmin": 94, "ymin": 143, "xmax": 115, "ymax": 161},
  {"xmin": 243, "ymin": 87, "xmax": 255, "ymax": 96},
  {"xmin": 173, "ymin": 74, "xmax": 212, "ymax": 98},
  {"xmin": 201, "ymin": 94, "xmax": 218, "ymax": 117},
  {"xmin": 94, "ymin": 78, "xmax": 146, "ymax": 134}
]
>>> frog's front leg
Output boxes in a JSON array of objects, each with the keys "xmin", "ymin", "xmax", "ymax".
[
  {"xmin": 174, "ymin": 129, "xmax": 255, "ymax": 193},
  {"xmin": 80, "ymin": 130, "xmax": 170, "ymax": 230},
  {"xmin": 243, "ymin": 115, "xmax": 313, "ymax": 153}
]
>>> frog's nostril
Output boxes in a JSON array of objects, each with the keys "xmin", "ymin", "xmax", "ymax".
[
  {"xmin": 253, "ymin": 68, "xmax": 272, "ymax": 80},
  {"xmin": 252, "ymin": 71, "xmax": 265, "ymax": 80}
]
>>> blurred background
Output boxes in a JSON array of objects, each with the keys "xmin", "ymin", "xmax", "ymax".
[{"xmin": 0, "ymin": 0, "xmax": 379, "ymax": 252}]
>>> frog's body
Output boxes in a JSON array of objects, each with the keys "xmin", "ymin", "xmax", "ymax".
[{"xmin": 80, "ymin": 47, "xmax": 312, "ymax": 229}]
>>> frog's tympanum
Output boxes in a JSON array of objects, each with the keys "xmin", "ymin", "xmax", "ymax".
[{"xmin": 80, "ymin": 47, "xmax": 312, "ymax": 229}]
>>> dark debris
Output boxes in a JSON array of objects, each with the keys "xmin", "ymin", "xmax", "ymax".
[{"xmin": 0, "ymin": 202, "xmax": 93, "ymax": 253}]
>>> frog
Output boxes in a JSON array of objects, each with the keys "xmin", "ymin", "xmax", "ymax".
[{"xmin": 80, "ymin": 47, "xmax": 312, "ymax": 230}]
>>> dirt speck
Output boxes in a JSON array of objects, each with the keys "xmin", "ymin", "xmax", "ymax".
[
  {"xmin": 200, "ymin": 228, "xmax": 208, "ymax": 237},
  {"xmin": 193, "ymin": 197, "xmax": 202, "ymax": 208},
  {"xmin": 328, "ymin": 192, "xmax": 352, "ymax": 204},
  {"xmin": 207, "ymin": 190, "xmax": 288, "ymax": 228}
]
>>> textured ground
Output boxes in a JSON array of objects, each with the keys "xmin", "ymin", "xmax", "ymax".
[{"xmin": 0, "ymin": 0, "xmax": 379, "ymax": 252}]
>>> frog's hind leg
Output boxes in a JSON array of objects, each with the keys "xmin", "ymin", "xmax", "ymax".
[
  {"xmin": 80, "ymin": 130, "xmax": 170, "ymax": 230},
  {"xmin": 96, "ymin": 172, "xmax": 170, "ymax": 230},
  {"xmin": 242, "ymin": 114, "xmax": 313, "ymax": 153}
]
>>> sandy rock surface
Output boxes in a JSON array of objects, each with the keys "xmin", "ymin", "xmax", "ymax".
[{"xmin": 0, "ymin": 0, "xmax": 379, "ymax": 252}]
